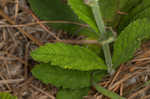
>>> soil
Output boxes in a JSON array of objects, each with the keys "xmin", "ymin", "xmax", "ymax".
[{"xmin": 0, "ymin": 0, "xmax": 150, "ymax": 99}]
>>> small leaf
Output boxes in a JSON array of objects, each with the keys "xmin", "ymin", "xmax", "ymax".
[
  {"xmin": 32, "ymin": 63, "xmax": 92, "ymax": 89},
  {"xmin": 68, "ymin": 0, "xmax": 98, "ymax": 32},
  {"xmin": 112, "ymin": 18, "xmax": 150, "ymax": 68},
  {"xmin": 56, "ymin": 88, "xmax": 89, "ymax": 99},
  {"xmin": 93, "ymin": 83, "xmax": 126, "ymax": 99},
  {"xmin": 28, "ymin": 0, "xmax": 79, "ymax": 32},
  {"xmin": 0, "ymin": 93, "xmax": 17, "ymax": 99},
  {"xmin": 31, "ymin": 43, "xmax": 107, "ymax": 71}
]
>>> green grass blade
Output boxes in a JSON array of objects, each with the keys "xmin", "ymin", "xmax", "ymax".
[
  {"xmin": 0, "ymin": 93, "xmax": 17, "ymax": 99},
  {"xmin": 93, "ymin": 82, "xmax": 126, "ymax": 99}
]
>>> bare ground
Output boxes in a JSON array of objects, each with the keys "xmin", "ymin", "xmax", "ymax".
[{"xmin": 0, "ymin": 0, "xmax": 150, "ymax": 99}]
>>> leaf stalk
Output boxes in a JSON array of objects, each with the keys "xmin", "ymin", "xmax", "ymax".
[{"xmin": 85, "ymin": 0, "xmax": 114, "ymax": 74}]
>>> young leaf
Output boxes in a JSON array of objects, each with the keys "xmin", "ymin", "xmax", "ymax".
[
  {"xmin": 56, "ymin": 88, "xmax": 89, "ymax": 99},
  {"xmin": 32, "ymin": 63, "xmax": 92, "ymax": 89},
  {"xmin": 0, "ymin": 93, "xmax": 17, "ymax": 99},
  {"xmin": 28, "ymin": 0, "xmax": 79, "ymax": 32},
  {"xmin": 68, "ymin": 0, "xmax": 99, "ymax": 33},
  {"xmin": 31, "ymin": 43, "xmax": 107, "ymax": 71},
  {"xmin": 112, "ymin": 18, "xmax": 150, "ymax": 68}
]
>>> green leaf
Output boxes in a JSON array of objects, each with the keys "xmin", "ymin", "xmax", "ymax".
[
  {"xmin": 133, "ymin": 7, "xmax": 150, "ymax": 21},
  {"xmin": 118, "ymin": 0, "xmax": 141, "ymax": 12},
  {"xmin": 130, "ymin": 0, "xmax": 150, "ymax": 16},
  {"xmin": 68, "ymin": 0, "xmax": 118, "ymax": 32},
  {"xmin": 32, "ymin": 63, "xmax": 92, "ymax": 89},
  {"xmin": 31, "ymin": 43, "xmax": 107, "ymax": 71},
  {"xmin": 77, "ymin": 27, "xmax": 99, "ymax": 38},
  {"xmin": 118, "ymin": 0, "xmax": 150, "ymax": 31},
  {"xmin": 98, "ymin": 0, "xmax": 118, "ymax": 22},
  {"xmin": 118, "ymin": 0, "xmax": 128, "ymax": 10},
  {"xmin": 92, "ymin": 70, "xmax": 107, "ymax": 83},
  {"xmin": 56, "ymin": 88, "xmax": 89, "ymax": 99},
  {"xmin": 93, "ymin": 83, "xmax": 126, "ymax": 99},
  {"xmin": 28, "ymin": 0, "xmax": 79, "ymax": 32},
  {"xmin": 0, "ymin": 93, "xmax": 17, "ymax": 99},
  {"xmin": 112, "ymin": 18, "xmax": 150, "ymax": 68},
  {"xmin": 68, "ymin": 0, "xmax": 99, "ymax": 33}
]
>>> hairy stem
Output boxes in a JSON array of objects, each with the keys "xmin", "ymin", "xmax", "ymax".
[{"xmin": 85, "ymin": 0, "xmax": 114, "ymax": 74}]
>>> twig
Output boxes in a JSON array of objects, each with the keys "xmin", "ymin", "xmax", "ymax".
[
  {"xmin": 0, "ymin": 8, "xmax": 43, "ymax": 46},
  {"xmin": 108, "ymin": 65, "xmax": 123, "ymax": 88},
  {"xmin": 14, "ymin": 0, "xmax": 19, "ymax": 21},
  {"xmin": 0, "ymin": 78, "xmax": 24, "ymax": 84},
  {"xmin": 120, "ymin": 83, "xmax": 124, "ymax": 96},
  {"xmin": 18, "ymin": 77, "xmax": 34, "ymax": 88},
  {"xmin": 132, "ymin": 57, "xmax": 150, "ymax": 62},
  {"xmin": 49, "ymin": 39, "xmax": 100, "ymax": 45},
  {"xmin": 27, "ymin": 8, "xmax": 61, "ymax": 41},
  {"xmin": 117, "ymin": 11, "xmax": 128, "ymax": 15},
  {"xmin": 128, "ymin": 85, "xmax": 150, "ymax": 99},
  {"xmin": 109, "ymin": 71, "xmax": 142, "ymax": 90},
  {"xmin": 0, "ymin": 73, "xmax": 12, "ymax": 91},
  {"xmin": 24, "ymin": 43, "xmax": 30, "ymax": 79},
  {"xmin": 143, "ymin": 95, "xmax": 150, "ymax": 99},
  {"xmin": 30, "ymin": 84, "xmax": 55, "ymax": 99},
  {"xmin": 0, "ymin": 20, "xmax": 88, "ymax": 28}
]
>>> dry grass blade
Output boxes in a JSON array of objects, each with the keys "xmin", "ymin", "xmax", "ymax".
[
  {"xmin": 128, "ymin": 85, "xmax": 150, "ymax": 99},
  {"xmin": 30, "ymin": 84, "xmax": 55, "ymax": 99},
  {"xmin": 0, "ymin": 79, "xmax": 24, "ymax": 84},
  {"xmin": 0, "ymin": 8, "xmax": 43, "ymax": 46},
  {"xmin": 109, "ymin": 71, "xmax": 142, "ymax": 90},
  {"xmin": 50, "ymin": 39, "xmax": 100, "ymax": 45}
]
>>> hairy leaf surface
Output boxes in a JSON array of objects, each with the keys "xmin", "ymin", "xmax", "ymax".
[
  {"xmin": 56, "ymin": 88, "xmax": 89, "ymax": 99},
  {"xmin": 31, "ymin": 43, "xmax": 107, "ymax": 71},
  {"xmin": 32, "ymin": 63, "xmax": 92, "ymax": 89},
  {"xmin": 28, "ymin": 0, "xmax": 79, "ymax": 32},
  {"xmin": 113, "ymin": 18, "xmax": 150, "ymax": 68},
  {"xmin": 0, "ymin": 93, "xmax": 17, "ymax": 99}
]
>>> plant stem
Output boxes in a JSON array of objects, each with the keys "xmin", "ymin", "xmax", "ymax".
[{"xmin": 86, "ymin": 0, "xmax": 114, "ymax": 74}]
